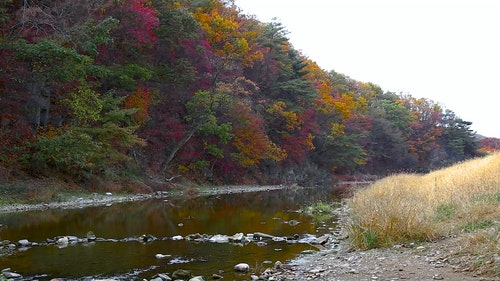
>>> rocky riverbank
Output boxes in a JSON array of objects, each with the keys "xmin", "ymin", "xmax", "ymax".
[{"xmin": 269, "ymin": 204, "xmax": 500, "ymax": 281}]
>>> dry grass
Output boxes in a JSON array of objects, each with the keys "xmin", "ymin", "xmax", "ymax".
[{"xmin": 347, "ymin": 152, "xmax": 500, "ymax": 250}]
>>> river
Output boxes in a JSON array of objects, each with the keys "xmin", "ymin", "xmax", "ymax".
[{"xmin": 0, "ymin": 186, "xmax": 341, "ymax": 280}]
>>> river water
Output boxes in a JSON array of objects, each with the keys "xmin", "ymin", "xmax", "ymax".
[{"xmin": 0, "ymin": 187, "xmax": 341, "ymax": 280}]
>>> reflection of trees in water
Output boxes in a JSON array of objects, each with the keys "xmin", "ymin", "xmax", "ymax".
[{"xmin": 1, "ymin": 187, "xmax": 339, "ymax": 242}]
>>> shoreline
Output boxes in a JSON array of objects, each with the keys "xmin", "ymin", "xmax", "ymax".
[{"xmin": 0, "ymin": 185, "xmax": 290, "ymax": 214}]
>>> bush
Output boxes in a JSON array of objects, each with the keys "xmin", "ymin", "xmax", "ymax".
[{"xmin": 24, "ymin": 130, "xmax": 107, "ymax": 180}]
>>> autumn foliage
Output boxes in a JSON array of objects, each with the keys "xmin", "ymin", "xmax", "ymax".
[{"xmin": 0, "ymin": 0, "xmax": 489, "ymax": 186}]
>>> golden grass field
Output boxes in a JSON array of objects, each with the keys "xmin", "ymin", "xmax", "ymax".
[{"xmin": 347, "ymin": 152, "xmax": 500, "ymax": 250}]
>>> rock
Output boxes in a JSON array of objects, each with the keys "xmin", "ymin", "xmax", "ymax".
[
  {"xmin": 138, "ymin": 234, "xmax": 157, "ymax": 243},
  {"xmin": 209, "ymin": 234, "xmax": 229, "ymax": 243},
  {"xmin": 171, "ymin": 235, "xmax": 184, "ymax": 241},
  {"xmin": 150, "ymin": 278, "xmax": 163, "ymax": 281},
  {"xmin": 2, "ymin": 270, "xmax": 22, "ymax": 278},
  {"xmin": 272, "ymin": 236, "xmax": 286, "ymax": 242},
  {"xmin": 256, "ymin": 241, "xmax": 267, "ymax": 247},
  {"xmin": 67, "ymin": 236, "xmax": 79, "ymax": 243},
  {"xmin": 274, "ymin": 261, "xmax": 283, "ymax": 269},
  {"xmin": 18, "ymin": 239, "xmax": 31, "ymax": 247},
  {"xmin": 212, "ymin": 273, "xmax": 223, "ymax": 279},
  {"xmin": 86, "ymin": 231, "xmax": 97, "ymax": 241},
  {"xmin": 105, "ymin": 192, "xmax": 112, "ymax": 196},
  {"xmin": 172, "ymin": 269, "xmax": 192, "ymax": 280},
  {"xmin": 156, "ymin": 273, "xmax": 172, "ymax": 281},
  {"xmin": 250, "ymin": 275, "xmax": 259, "ymax": 281},
  {"xmin": 348, "ymin": 268, "xmax": 359, "ymax": 274},
  {"xmin": 155, "ymin": 253, "xmax": 172, "ymax": 259},
  {"xmin": 287, "ymin": 220, "xmax": 300, "ymax": 226},
  {"xmin": 185, "ymin": 233, "xmax": 205, "ymax": 241},
  {"xmin": 229, "ymin": 233, "xmax": 244, "ymax": 241},
  {"xmin": 234, "ymin": 263, "xmax": 250, "ymax": 272},
  {"xmin": 300, "ymin": 249, "xmax": 316, "ymax": 255},
  {"xmin": 57, "ymin": 236, "xmax": 69, "ymax": 245},
  {"xmin": 253, "ymin": 232, "xmax": 275, "ymax": 240},
  {"xmin": 433, "ymin": 273, "xmax": 444, "ymax": 280},
  {"xmin": 313, "ymin": 234, "xmax": 330, "ymax": 245},
  {"xmin": 188, "ymin": 276, "xmax": 204, "ymax": 281}
]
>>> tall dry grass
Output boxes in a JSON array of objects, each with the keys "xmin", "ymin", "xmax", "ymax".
[{"xmin": 347, "ymin": 152, "xmax": 500, "ymax": 249}]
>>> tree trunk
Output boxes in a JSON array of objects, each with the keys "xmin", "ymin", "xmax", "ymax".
[{"xmin": 159, "ymin": 122, "xmax": 203, "ymax": 176}]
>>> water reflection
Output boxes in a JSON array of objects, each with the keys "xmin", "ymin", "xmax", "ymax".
[{"xmin": 0, "ymin": 186, "xmax": 340, "ymax": 280}]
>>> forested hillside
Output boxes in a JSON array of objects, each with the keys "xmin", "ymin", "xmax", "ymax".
[{"xmin": 0, "ymin": 0, "xmax": 488, "ymax": 187}]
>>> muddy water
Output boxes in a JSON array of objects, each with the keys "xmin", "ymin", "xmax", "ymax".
[{"xmin": 0, "ymin": 187, "xmax": 340, "ymax": 280}]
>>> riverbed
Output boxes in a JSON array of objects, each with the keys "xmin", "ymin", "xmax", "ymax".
[{"xmin": 0, "ymin": 186, "xmax": 341, "ymax": 280}]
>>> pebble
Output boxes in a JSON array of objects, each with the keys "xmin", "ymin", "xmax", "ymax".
[{"xmin": 433, "ymin": 273, "xmax": 444, "ymax": 280}]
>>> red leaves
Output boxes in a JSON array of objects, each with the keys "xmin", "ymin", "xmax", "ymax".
[
  {"xmin": 128, "ymin": 0, "xmax": 159, "ymax": 47},
  {"xmin": 107, "ymin": 0, "xmax": 160, "ymax": 50}
]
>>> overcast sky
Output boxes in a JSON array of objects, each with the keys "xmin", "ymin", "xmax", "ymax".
[{"xmin": 234, "ymin": 0, "xmax": 500, "ymax": 138}]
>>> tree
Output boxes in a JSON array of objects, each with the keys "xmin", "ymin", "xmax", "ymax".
[
  {"xmin": 439, "ymin": 109, "xmax": 479, "ymax": 163},
  {"xmin": 25, "ymin": 85, "xmax": 144, "ymax": 180},
  {"xmin": 159, "ymin": 90, "xmax": 231, "ymax": 176}
]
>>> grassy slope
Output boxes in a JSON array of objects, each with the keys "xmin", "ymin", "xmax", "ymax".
[{"xmin": 346, "ymin": 152, "xmax": 500, "ymax": 274}]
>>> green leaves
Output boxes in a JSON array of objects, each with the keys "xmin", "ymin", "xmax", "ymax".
[
  {"xmin": 26, "ymin": 131, "xmax": 104, "ymax": 178},
  {"xmin": 11, "ymin": 39, "xmax": 93, "ymax": 81},
  {"xmin": 64, "ymin": 86, "xmax": 103, "ymax": 126}
]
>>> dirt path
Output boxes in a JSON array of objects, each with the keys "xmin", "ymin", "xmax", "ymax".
[{"xmin": 277, "ymin": 237, "xmax": 500, "ymax": 281}]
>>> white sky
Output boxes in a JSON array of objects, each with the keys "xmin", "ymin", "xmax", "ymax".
[{"xmin": 234, "ymin": 0, "xmax": 500, "ymax": 138}]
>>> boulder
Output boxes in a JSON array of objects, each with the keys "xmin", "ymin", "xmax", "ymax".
[
  {"xmin": 234, "ymin": 263, "xmax": 250, "ymax": 272},
  {"xmin": 188, "ymin": 276, "xmax": 204, "ymax": 281}
]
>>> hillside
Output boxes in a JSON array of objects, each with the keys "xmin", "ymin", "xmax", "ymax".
[{"xmin": 0, "ymin": 0, "xmax": 493, "ymax": 189}]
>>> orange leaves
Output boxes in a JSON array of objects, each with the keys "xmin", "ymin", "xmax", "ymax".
[
  {"xmin": 232, "ymin": 126, "xmax": 286, "ymax": 166},
  {"xmin": 124, "ymin": 87, "xmax": 151, "ymax": 125},
  {"xmin": 231, "ymin": 104, "xmax": 286, "ymax": 166},
  {"xmin": 192, "ymin": 3, "xmax": 262, "ymax": 65}
]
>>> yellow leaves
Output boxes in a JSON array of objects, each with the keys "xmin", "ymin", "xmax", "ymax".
[
  {"xmin": 267, "ymin": 101, "xmax": 301, "ymax": 131},
  {"xmin": 304, "ymin": 133, "xmax": 315, "ymax": 150},
  {"xmin": 331, "ymin": 122, "xmax": 345, "ymax": 136},
  {"xmin": 192, "ymin": 4, "xmax": 261, "ymax": 65}
]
